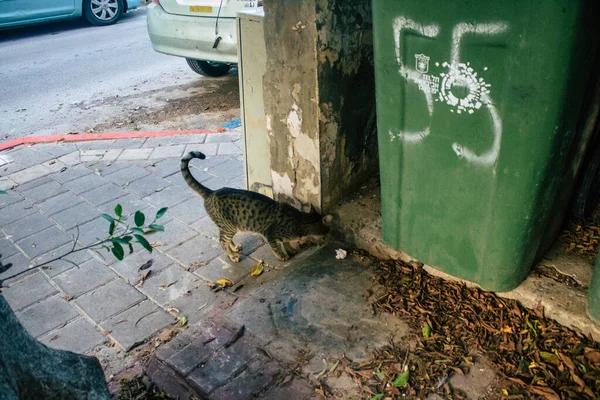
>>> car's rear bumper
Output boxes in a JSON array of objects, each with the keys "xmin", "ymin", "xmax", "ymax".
[{"xmin": 147, "ymin": 3, "xmax": 237, "ymax": 64}]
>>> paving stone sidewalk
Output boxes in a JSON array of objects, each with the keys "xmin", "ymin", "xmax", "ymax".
[{"xmin": 0, "ymin": 130, "xmax": 251, "ymax": 353}]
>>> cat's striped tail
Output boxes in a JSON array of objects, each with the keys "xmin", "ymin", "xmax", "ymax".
[{"xmin": 180, "ymin": 151, "xmax": 213, "ymax": 198}]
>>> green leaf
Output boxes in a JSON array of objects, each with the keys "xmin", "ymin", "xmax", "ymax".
[
  {"xmin": 112, "ymin": 238, "xmax": 130, "ymax": 246},
  {"xmin": 122, "ymin": 235, "xmax": 133, "ymax": 242},
  {"xmin": 109, "ymin": 221, "xmax": 115, "ymax": 236},
  {"xmin": 130, "ymin": 227, "xmax": 144, "ymax": 234},
  {"xmin": 539, "ymin": 351, "xmax": 557, "ymax": 362},
  {"xmin": 111, "ymin": 243, "xmax": 124, "ymax": 260},
  {"xmin": 134, "ymin": 211, "xmax": 145, "ymax": 227},
  {"xmin": 101, "ymin": 213, "xmax": 115, "ymax": 223},
  {"xmin": 180, "ymin": 315, "xmax": 188, "ymax": 327},
  {"xmin": 155, "ymin": 207, "xmax": 168, "ymax": 220},
  {"xmin": 393, "ymin": 369, "xmax": 410, "ymax": 387},
  {"xmin": 370, "ymin": 394, "xmax": 384, "ymax": 400},
  {"xmin": 148, "ymin": 224, "xmax": 164, "ymax": 232},
  {"xmin": 422, "ymin": 322, "xmax": 431, "ymax": 339},
  {"xmin": 114, "ymin": 204, "xmax": 122, "ymax": 217},
  {"xmin": 128, "ymin": 243, "xmax": 134, "ymax": 254},
  {"xmin": 63, "ymin": 259, "xmax": 80, "ymax": 269},
  {"xmin": 134, "ymin": 234, "xmax": 153, "ymax": 253}
]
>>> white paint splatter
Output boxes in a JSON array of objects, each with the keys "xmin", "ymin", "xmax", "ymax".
[
  {"xmin": 270, "ymin": 170, "xmax": 294, "ymax": 197},
  {"xmin": 286, "ymin": 104, "xmax": 302, "ymax": 138}
]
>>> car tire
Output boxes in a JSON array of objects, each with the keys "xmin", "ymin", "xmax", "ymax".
[
  {"xmin": 83, "ymin": 0, "xmax": 124, "ymax": 26},
  {"xmin": 186, "ymin": 59, "xmax": 232, "ymax": 77}
]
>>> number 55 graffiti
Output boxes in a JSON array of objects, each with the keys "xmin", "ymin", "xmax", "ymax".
[{"xmin": 389, "ymin": 17, "xmax": 507, "ymax": 167}]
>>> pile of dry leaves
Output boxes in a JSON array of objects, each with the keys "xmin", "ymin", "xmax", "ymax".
[
  {"xmin": 346, "ymin": 258, "xmax": 600, "ymax": 399},
  {"xmin": 114, "ymin": 374, "xmax": 172, "ymax": 400},
  {"xmin": 561, "ymin": 204, "xmax": 600, "ymax": 260}
]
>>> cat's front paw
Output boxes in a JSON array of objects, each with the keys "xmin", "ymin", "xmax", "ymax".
[
  {"xmin": 276, "ymin": 254, "xmax": 289, "ymax": 261},
  {"xmin": 228, "ymin": 254, "xmax": 241, "ymax": 263},
  {"xmin": 230, "ymin": 243, "xmax": 242, "ymax": 252}
]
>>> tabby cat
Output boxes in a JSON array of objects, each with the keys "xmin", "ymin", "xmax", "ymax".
[{"xmin": 181, "ymin": 151, "xmax": 333, "ymax": 262}]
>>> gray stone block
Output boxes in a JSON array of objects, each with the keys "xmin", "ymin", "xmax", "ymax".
[
  {"xmin": 217, "ymin": 142, "xmax": 243, "ymax": 156},
  {"xmin": 66, "ymin": 216, "xmax": 110, "ymax": 247},
  {"xmin": 171, "ymin": 134, "xmax": 207, "ymax": 145},
  {"xmin": 2, "ymin": 272, "xmax": 57, "ymax": 311},
  {"xmin": 0, "ymin": 236, "xmax": 20, "ymax": 259},
  {"xmin": 52, "ymin": 259, "xmax": 118, "ymax": 298},
  {"xmin": 80, "ymin": 182, "xmax": 128, "ymax": 206},
  {"xmin": 130, "ymin": 218, "xmax": 198, "ymax": 252},
  {"xmin": 194, "ymin": 254, "xmax": 253, "ymax": 285},
  {"xmin": 166, "ymin": 196, "xmax": 206, "ymax": 223},
  {"xmin": 63, "ymin": 174, "xmax": 108, "ymax": 195},
  {"xmin": 0, "ymin": 200, "xmax": 36, "ymax": 226},
  {"xmin": 51, "ymin": 201, "xmax": 100, "ymax": 230},
  {"xmin": 37, "ymin": 191, "xmax": 83, "ymax": 216},
  {"xmin": 164, "ymin": 282, "xmax": 221, "ymax": 326},
  {"xmin": 210, "ymin": 359, "xmax": 280, "ymax": 400},
  {"xmin": 97, "ymin": 194, "xmax": 149, "ymax": 218},
  {"xmin": 204, "ymin": 132, "xmax": 241, "ymax": 144},
  {"xmin": 40, "ymin": 317, "xmax": 106, "ymax": 354},
  {"xmin": 17, "ymin": 294, "xmax": 79, "ymax": 338},
  {"xmin": 0, "ymin": 176, "xmax": 16, "ymax": 191},
  {"xmin": 110, "ymin": 248, "xmax": 173, "ymax": 284},
  {"xmin": 92, "ymin": 161, "xmax": 130, "ymax": 176},
  {"xmin": 19, "ymin": 178, "xmax": 68, "ymax": 203},
  {"xmin": 0, "ymin": 252, "xmax": 32, "ymax": 283},
  {"xmin": 191, "ymin": 155, "xmax": 230, "ymax": 170},
  {"xmin": 126, "ymin": 174, "xmax": 171, "ymax": 197},
  {"xmin": 108, "ymin": 138, "xmax": 147, "ymax": 149},
  {"xmin": 142, "ymin": 137, "xmax": 174, "ymax": 148},
  {"xmin": 77, "ymin": 140, "xmax": 115, "ymax": 151},
  {"xmin": 165, "ymin": 328, "xmax": 233, "ymax": 376},
  {"xmin": 35, "ymin": 245, "xmax": 95, "ymax": 278},
  {"xmin": 3, "ymin": 212, "xmax": 54, "ymax": 241},
  {"xmin": 118, "ymin": 148, "xmax": 153, "ymax": 161},
  {"xmin": 17, "ymin": 226, "xmax": 73, "ymax": 258},
  {"xmin": 75, "ymin": 278, "xmax": 145, "ymax": 322},
  {"xmin": 146, "ymin": 158, "xmax": 181, "ymax": 178},
  {"xmin": 6, "ymin": 147, "xmax": 56, "ymax": 168},
  {"xmin": 187, "ymin": 339, "xmax": 262, "ymax": 395},
  {"xmin": 104, "ymin": 165, "xmax": 150, "ymax": 186},
  {"xmin": 0, "ymin": 189, "xmax": 23, "ymax": 209},
  {"xmin": 191, "ymin": 216, "xmax": 219, "ymax": 239},
  {"xmin": 8, "ymin": 164, "xmax": 53, "ymax": 184},
  {"xmin": 143, "ymin": 184, "xmax": 194, "ymax": 208},
  {"xmin": 210, "ymin": 158, "xmax": 243, "ymax": 181},
  {"xmin": 201, "ymin": 176, "xmax": 230, "ymax": 191},
  {"xmin": 184, "ymin": 143, "xmax": 218, "ymax": 157},
  {"xmin": 166, "ymin": 234, "xmax": 222, "ymax": 268},
  {"xmin": 43, "ymin": 143, "xmax": 80, "ymax": 158},
  {"xmin": 51, "ymin": 164, "xmax": 93, "ymax": 183},
  {"xmin": 137, "ymin": 265, "xmax": 200, "ymax": 307},
  {"xmin": 149, "ymin": 145, "xmax": 186, "ymax": 160},
  {"xmin": 101, "ymin": 300, "xmax": 174, "ymax": 350}
]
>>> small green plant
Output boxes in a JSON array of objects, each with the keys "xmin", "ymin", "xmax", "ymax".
[{"xmin": 0, "ymin": 203, "xmax": 168, "ymax": 284}]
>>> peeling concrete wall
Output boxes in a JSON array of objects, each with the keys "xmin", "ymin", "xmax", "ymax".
[
  {"xmin": 262, "ymin": 0, "xmax": 377, "ymax": 212},
  {"xmin": 316, "ymin": 0, "xmax": 378, "ymax": 209}
]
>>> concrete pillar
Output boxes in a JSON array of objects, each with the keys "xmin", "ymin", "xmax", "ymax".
[{"xmin": 262, "ymin": 0, "xmax": 377, "ymax": 212}]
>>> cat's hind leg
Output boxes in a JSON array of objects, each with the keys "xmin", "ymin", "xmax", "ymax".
[
  {"xmin": 229, "ymin": 241, "xmax": 242, "ymax": 253},
  {"xmin": 282, "ymin": 241, "xmax": 297, "ymax": 257},
  {"xmin": 219, "ymin": 229, "xmax": 240, "ymax": 262},
  {"xmin": 266, "ymin": 235, "xmax": 289, "ymax": 261}
]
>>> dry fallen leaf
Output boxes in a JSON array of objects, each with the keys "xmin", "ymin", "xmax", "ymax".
[
  {"xmin": 101, "ymin": 330, "xmax": 111, "ymax": 336},
  {"xmin": 136, "ymin": 270, "xmax": 151, "ymax": 288},
  {"xmin": 150, "ymin": 242, "xmax": 164, "ymax": 248},
  {"xmin": 216, "ymin": 279, "xmax": 233, "ymax": 287},
  {"xmin": 64, "ymin": 295, "xmax": 73, "ymax": 302},
  {"xmin": 250, "ymin": 261, "xmax": 264, "ymax": 277},
  {"xmin": 189, "ymin": 261, "xmax": 206, "ymax": 268},
  {"xmin": 159, "ymin": 281, "xmax": 177, "ymax": 291}
]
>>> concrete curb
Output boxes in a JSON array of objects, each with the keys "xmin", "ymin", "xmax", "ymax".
[{"xmin": 0, "ymin": 129, "xmax": 228, "ymax": 152}]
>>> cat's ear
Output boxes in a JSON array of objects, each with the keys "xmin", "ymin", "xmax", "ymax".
[{"xmin": 322, "ymin": 214, "xmax": 333, "ymax": 226}]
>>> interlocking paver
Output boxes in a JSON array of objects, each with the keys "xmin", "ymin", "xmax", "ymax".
[
  {"xmin": 104, "ymin": 164, "xmax": 150, "ymax": 186},
  {"xmin": 0, "ymin": 236, "xmax": 20, "ymax": 259},
  {"xmin": 110, "ymin": 248, "xmax": 173, "ymax": 284},
  {"xmin": 119, "ymin": 148, "xmax": 153, "ymax": 161},
  {"xmin": 166, "ymin": 234, "xmax": 223, "ymax": 267},
  {"xmin": 171, "ymin": 134, "xmax": 206, "ymax": 145},
  {"xmin": 165, "ymin": 328, "xmax": 232, "ymax": 375},
  {"xmin": 142, "ymin": 218, "xmax": 199, "ymax": 251},
  {"xmin": 126, "ymin": 174, "xmax": 171, "ymax": 197},
  {"xmin": 202, "ymin": 176, "xmax": 230, "ymax": 191},
  {"xmin": 205, "ymin": 132, "xmax": 241, "ymax": 144},
  {"xmin": 101, "ymin": 300, "xmax": 174, "ymax": 350},
  {"xmin": 210, "ymin": 158, "xmax": 243, "ymax": 181},
  {"xmin": 75, "ymin": 277, "xmax": 145, "ymax": 322},
  {"xmin": 138, "ymin": 265, "xmax": 200, "ymax": 306},
  {"xmin": 53, "ymin": 258, "xmax": 118, "ymax": 297},
  {"xmin": 67, "ymin": 216, "xmax": 110, "ymax": 247},
  {"xmin": 9, "ymin": 164, "xmax": 53, "ymax": 184},
  {"xmin": 16, "ymin": 226, "xmax": 73, "ymax": 258},
  {"xmin": 98, "ymin": 194, "xmax": 149, "ymax": 218},
  {"xmin": 191, "ymin": 215, "xmax": 219, "ymax": 238},
  {"xmin": 5, "ymin": 147, "xmax": 56, "ymax": 168},
  {"xmin": 79, "ymin": 182, "xmax": 128, "ymax": 206},
  {"xmin": 1, "ymin": 161, "xmax": 27, "ymax": 176},
  {"xmin": 143, "ymin": 184, "xmax": 194, "ymax": 208},
  {"xmin": 51, "ymin": 164, "xmax": 92, "ymax": 183},
  {"xmin": 166, "ymin": 196, "xmax": 206, "ymax": 223},
  {"xmin": 3, "ymin": 212, "xmax": 54, "ymax": 241},
  {"xmin": 51, "ymin": 201, "xmax": 100, "ymax": 230},
  {"xmin": 80, "ymin": 149, "xmax": 108, "ymax": 162},
  {"xmin": 142, "ymin": 137, "xmax": 175, "ymax": 148},
  {"xmin": 17, "ymin": 294, "xmax": 79, "ymax": 338},
  {"xmin": 78, "ymin": 140, "xmax": 115, "ymax": 151},
  {"xmin": 35, "ymin": 244, "xmax": 95, "ymax": 278},
  {"xmin": 40, "ymin": 317, "xmax": 106, "ymax": 354},
  {"xmin": 62, "ymin": 173, "xmax": 108, "ymax": 194},
  {"xmin": 217, "ymin": 142, "xmax": 243, "ymax": 156},
  {"xmin": 164, "ymin": 282, "xmax": 219, "ymax": 325},
  {"xmin": 149, "ymin": 145, "xmax": 186, "ymax": 160},
  {"xmin": 194, "ymin": 254, "xmax": 254, "ymax": 284},
  {"xmin": 0, "ymin": 189, "xmax": 23, "ymax": 209},
  {"xmin": 2, "ymin": 272, "xmax": 57, "ymax": 311},
  {"xmin": 0, "ymin": 176, "xmax": 16, "ymax": 191},
  {"xmin": 100, "ymin": 149, "xmax": 123, "ymax": 162},
  {"xmin": 0, "ymin": 252, "xmax": 30, "ymax": 282},
  {"xmin": 108, "ymin": 138, "xmax": 147, "ymax": 149},
  {"xmin": 19, "ymin": 178, "xmax": 67, "ymax": 202},
  {"xmin": 184, "ymin": 143, "xmax": 218, "ymax": 157},
  {"xmin": 146, "ymin": 158, "xmax": 181, "ymax": 178},
  {"xmin": 211, "ymin": 359, "xmax": 280, "ymax": 400},
  {"xmin": 57, "ymin": 151, "xmax": 81, "ymax": 166},
  {"xmin": 37, "ymin": 191, "xmax": 83, "ymax": 215}
]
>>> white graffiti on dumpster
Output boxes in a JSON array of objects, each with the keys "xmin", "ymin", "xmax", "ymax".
[{"xmin": 389, "ymin": 18, "xmax": 507, "ymax": 168}]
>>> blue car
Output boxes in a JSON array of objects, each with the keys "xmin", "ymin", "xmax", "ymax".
[{"xmin": 0, "ymin": 0, "xmax": 140, "ymax": 29}]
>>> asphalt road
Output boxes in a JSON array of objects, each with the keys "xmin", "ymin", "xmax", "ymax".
[{"xmin": 0, "ymin": 6, "xmax": 204, "ymax": 141}]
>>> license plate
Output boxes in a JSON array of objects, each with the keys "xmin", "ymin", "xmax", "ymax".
[{"xmin": 189, "ymin": 5, "xmax": 212, "ymax": 12}]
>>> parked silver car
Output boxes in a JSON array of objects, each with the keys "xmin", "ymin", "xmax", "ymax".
[{"xmin": 146, "ymin": 0, "xmax": 261, "ymax": 77}]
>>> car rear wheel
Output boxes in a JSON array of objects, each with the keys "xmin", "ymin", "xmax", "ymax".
[
  {"xmin": 84, "ymin": 0, "xmax": 124, "ymax": 26},
  {"xmin": 186, "ymin": 59, "xmax": 232, "ymax": 77}
]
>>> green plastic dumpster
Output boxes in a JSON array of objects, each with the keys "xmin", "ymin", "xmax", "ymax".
[
  {"xmin": 372, "ymin": 0, "xmax": 600, "ymax": 291},
  {"xmin": 589, "ymin": 259, "xmax": 600, "ymax": 326}
]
